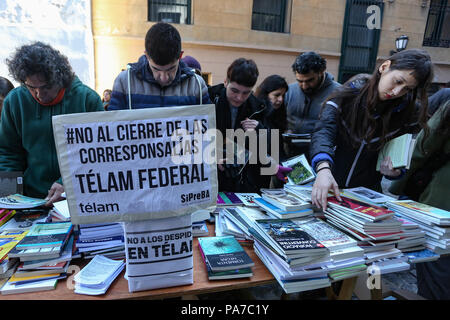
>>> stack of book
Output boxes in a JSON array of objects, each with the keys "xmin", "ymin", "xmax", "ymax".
[
  {"xmin": 324, "ymin": 196, "xmax": 403, "ymax": 245},
  {"xmin": 250, "ymin": 218, "xmax": 331, "ymax": 293},
  {"xmin": 7, "ymin": 222, "xmax": 74, "ymax": 262},
  {"xmin": 0, "ymin": 209, "xmax": 16, "ymax": 228},
  {"xmin": 215, "ymin": 207, "xmax": 269, "ymax": 246},
  {"xmin": 364, "ymin": 247, "xmax": 410, "ymax": 275},
  {"xmin": 0, "ymin": 229, "xmax": 28, "ymax": 280},
  {"xmin": 385, "ymin": 200, "xmax": 450, "ymax": 255},
  {"xmin": 76, "ymin": 223, "xmax": 125, "ymax": 259},
  {"xmin": 395, "ymin": 216, "xmax": 427, "ymax": 252},
  {"xmin": 253, "ymin": 189, "xmax": 313, "ymax": 219},
  {"xmin": 1, "ymin": 222, "xmax": 74, "ymax": 294},
  {"xmin": 284, "ymin": 185, "xmax": 313, "ymax": 203},
  {"xmin": 74, "ymin": 255, "xmax": 125, "ymax": 295},
  {"xmin": 50, "ymin": 199, "xmax": 71, "ymax": 222},
  {"xmin": 295, "ymin": 218, "xmax": 366, "ymax": 281},
  {"xmin": 198, "ymin": 236, "xmax": 254, "ymax": 280}
]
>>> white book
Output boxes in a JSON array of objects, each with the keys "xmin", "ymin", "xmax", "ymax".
[
  {"xmin": 376, "ymin": 134, "xmax": 415, "ymax": 170},
  {"xmin": 342, "ymin": 187, "xmax": 395, "ymax": 205},
  {"xmin": 1, "ymin": 278, "xmax": 57, "ymax": 295},
  {"xmin": 282, "ymin": 154, "xmax": 315, "ymax": 185},
  {"xmin": 261, "ymin": 193, "xmax": 310, "ymax": 212},
  {"xmin": 234, "ymin": 193, "xmax": 261, "ymax": 207}
]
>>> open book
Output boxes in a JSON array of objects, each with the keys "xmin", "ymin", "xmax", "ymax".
[{"xmin": 376, "ymin": 134, "xmax": 416, "ymax": 171}]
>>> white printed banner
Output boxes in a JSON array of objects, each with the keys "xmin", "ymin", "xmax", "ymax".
[
  {"xmin": 52, "ymin": 104, "xmax": 218, "ymax": 224},
  {"xmin": 123, "ymin": 215, "xmax": 193, "ymax": 292}
]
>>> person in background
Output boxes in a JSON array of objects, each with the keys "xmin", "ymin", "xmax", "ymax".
[
  {"xmin": 285, "ymin": 51, "xmax": 341, "ymax": 158},
  {"xmin": 0, "ymin": 76, "xmax": 14, "ymax": 115},
  {"xmin": 427, "ymin": 87, "xmax": 450, "ymax": 116},
  {"xmin": 108, "ymin": 22, "xmax": 210, "ymax": 111},
  {"xmin": 310, "ymin": 49, "xmax": 433, "ymax": 211},
  {"xmin": 0, "ymin": 42, "xmax": 103, "ymax": 206},
  {"xmin": 102, "ymin": 89, "xmax": 112, "ymax": 110},
  {"xmin": 255, "ymin": 75, "xmax": 290, "ymax": 188},
  {"xmin": 181, "ymin": 55, "xmax": 202, "ymax": 77},
  {"xmin": 390, "ymin": 98, "xmax": 449, "ymax": 300}
]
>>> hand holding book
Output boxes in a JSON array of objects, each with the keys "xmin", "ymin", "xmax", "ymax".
[{"xmin": 379, "ymin": 156, "xmax": 402, "ymax": 178}]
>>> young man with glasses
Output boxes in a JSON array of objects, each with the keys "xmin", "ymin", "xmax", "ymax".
[{"xmin": 0, "ymin": 42, "xmax": 103, "ymax": 206}]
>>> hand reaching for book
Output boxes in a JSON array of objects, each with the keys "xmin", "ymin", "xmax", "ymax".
[
  {"xmin": 311, "ymin": 168, "xmax": 341, "ymax": 211},
  {"xmin": 379, "ymin": 156, "xmax": 402, "ymax": 177},
  {"xmin": 44, "ymin": 182, "xmax": 65, "ymax": 207}
]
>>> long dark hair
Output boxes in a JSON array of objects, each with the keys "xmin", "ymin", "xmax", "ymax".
[
  {"xmin": 325, "ymin": 49, "xmax": 433, "ymax": 149},
  {"xmin": 254, "ymin": 75, "xmax": 288, "ymax": 102}
]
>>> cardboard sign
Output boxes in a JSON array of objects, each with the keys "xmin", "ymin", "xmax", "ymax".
[{"xmin": 52, "ymin": 104, "xmax": 218, "ymax": 224}]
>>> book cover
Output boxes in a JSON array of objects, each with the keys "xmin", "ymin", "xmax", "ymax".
[
  {"xmin": 376, "ymin": 134, "xmax": 414, "ymax": 170},
  {"xmin": 217, "ymin": 193, "xmax": 225, "ymax": 205},
  {"xmin": 282, "ymin": 154, "xmax": 315, "ymax": 185},
  {"xmin": 389, "ymin": 200, "xmax": 450, "ymax": 219},
  {"xmin": 198, "ymin": 236, "xmax": 254, "ymax": 272},
  {"xmin": 327, "ymin": 196, "xmax": 394, "ymax": 221},
  {"xmin": 235, "ymin": 193, "xmax": 260, "ymax": 207},
  {"xmin": 16, "ymin": 222, "xmax": 73, "ymax": 250},
  {"xmin": 254, "ymin": 219, "xmax": 326, "ymax": 255},
  {"xmin": 0, "ymin": 230, "xmax": 29, "ymax": 261},
  {"xmin": 224, "ymin": 192, "xmax": 244, "ymax": 205},
  {"xmin": 296, "ymin": 218, "xmax": 358, "ymax": 250},
  {"xmin": 261, "ymin": 193, "xmax": 310, "ymax": 212},
  {"xmin": 198, "ymin": 244, "xmax": 252, "ymax": 280},
  {"xmin": 0, "ymin": 194, "xmax": 46, "ymax": 209},
  {"xmin": 253, "ymin": 197, "xmax": 313, "ymax": 219}
]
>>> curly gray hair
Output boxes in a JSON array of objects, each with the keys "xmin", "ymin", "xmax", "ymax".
[{"xmin": 6, "ymin": 41, "xmax": 74, "ymax": 88}]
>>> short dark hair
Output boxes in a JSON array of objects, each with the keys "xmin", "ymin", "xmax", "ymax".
[
  {"xmin": 226, "ymin": 58, "xmax": 259, "ymax": 87},
  {"xmin": 145, "ymin": 22, "xmax": 182, "ymax": 65},
  {"xmin": 6, "ymin": 42, "xmax": 74, "ymax": 88},
  {"xmin": 292, "ymin": 51, "xmax": 326, "ymax": 74}
]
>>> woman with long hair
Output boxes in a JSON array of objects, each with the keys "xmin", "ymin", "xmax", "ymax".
[
  {"xmin": 310, "ymin": 49, "xmax": 434, "ymax": 210},
  {"xmin": 255, "ymin": 75, "xmax": 289, "ymax": 158}
]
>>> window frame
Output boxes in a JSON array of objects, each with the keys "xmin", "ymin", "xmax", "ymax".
[{"xmin": 147, "ymin": 0, "xmax": 192, "ymax": 25}]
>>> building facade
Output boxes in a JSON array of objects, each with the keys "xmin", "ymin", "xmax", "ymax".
[{"xmin": 92, "ymin": 0, "xmax": 449, "ymax": 94}]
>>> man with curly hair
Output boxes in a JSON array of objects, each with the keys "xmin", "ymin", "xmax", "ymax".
[{"xmin": 0, "ymin": 42, "xmax": 103, "ymax": 206}]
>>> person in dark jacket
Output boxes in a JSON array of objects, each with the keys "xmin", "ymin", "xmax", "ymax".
[
  {"xmin": 209, "ymin": 59, "xmax": 284, "ymax": 193},
  {"xmin": 310, "ymin": 49, "xmax": 434, "ymax": 210},
  {"xmin": 0, "ymin": 76, "xmax": 14, "ymax": 115},
  {"xmin": 108, "ymin": 23, "xmax": 210, "ymax": 111},
  {"xmin": 0, "ymin": 42, "xmax": 103, "ymax": 205},
  {"xmin": 285, "ymin": 51, "xmax": 341, "ymax": 158}
]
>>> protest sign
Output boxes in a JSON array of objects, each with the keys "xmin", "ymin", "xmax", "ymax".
[
  {"xmin": 52, "ymin": 104, "xmax": 218, "ymax": 224},
  {"xmin": 123, "ymin": 214, "xmax": 193, "ymax": 292}
]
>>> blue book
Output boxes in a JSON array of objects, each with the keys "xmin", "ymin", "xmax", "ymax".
[
  {"xmin": 406, "ymin": 249, "xmax": 440, "ymax": 263},
  {"xmin": 198, "ymin": 236, "xmax": 254, "ymax": 272},
  {"xmin": 253, "ymin": 197, "xmax": 313, "ymax": 219}
]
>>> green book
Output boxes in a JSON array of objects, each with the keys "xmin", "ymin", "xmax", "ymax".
[{"xmin": 376, "ymin": 134, "xmax": 416, "ymax": 170}]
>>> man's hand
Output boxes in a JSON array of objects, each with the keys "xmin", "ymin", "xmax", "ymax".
[
  {"xmin": 240, "ymin": 118, "xmax": 259, "ymax": 131},
  {"xmin": 380, "ymin": 156, "xmax": 401, "ymax": 177},
  {"xmin": 44, "ymin": 182, "xmax": 65, "ymax": 207}
]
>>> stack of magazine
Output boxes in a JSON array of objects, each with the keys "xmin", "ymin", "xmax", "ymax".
[
  {"xmin": 76, "ymin": 223, "xmax": 125, "ymax": 259},
  {"xmin": 250, "ymin": 218, "xmax": 332, "ymax": 293},
  {"xmin": 253, "ymin": 189, "xmax": 313, "ymax": 219},
  {"xmin": 385, "ymin": 200, "xmax": 450, "ymax": 255}
]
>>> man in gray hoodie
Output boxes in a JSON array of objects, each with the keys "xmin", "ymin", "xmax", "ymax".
[{"xmin": 285, "ymin": 51, "xmax": 340, "ymax": 158}]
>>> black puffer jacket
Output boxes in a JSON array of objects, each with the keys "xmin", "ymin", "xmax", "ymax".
[
  {"xmin": 209, "ymin": 84, "xmax": 271, "ymax": 193},
  {"xmin": 310, "ymin": 75, "xmax": 421, "ymax": 191}
]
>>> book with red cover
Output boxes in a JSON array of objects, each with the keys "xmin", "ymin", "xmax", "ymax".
[{"xmin": 327, "ymin": 196, "xmax": 394, "ymax": 221}]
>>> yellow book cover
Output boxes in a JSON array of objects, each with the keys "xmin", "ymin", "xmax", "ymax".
[
  {"xmin": 8, "ymin": 272, "xmax": 61, "ymax": 284},
  {"xmin": 0, "ymin": 229, "xmax": 28, "ymax": 261}
]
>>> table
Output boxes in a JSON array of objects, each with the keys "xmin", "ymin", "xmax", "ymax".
[{"xmin": 0, "ymin": 223, "xmax": 357, "ymax": 300}]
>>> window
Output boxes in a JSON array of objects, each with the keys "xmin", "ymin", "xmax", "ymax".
[
  {"xmin": 423, "ymin": 0, "xmax": 449, "ymax": 48},
  {"xmin": 147, "ymin": 0, "xmax": 191, "ymax": 24},
  {"xmin": 251, "ymin": 0, "xmax": 290, "ymax": 33}
]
